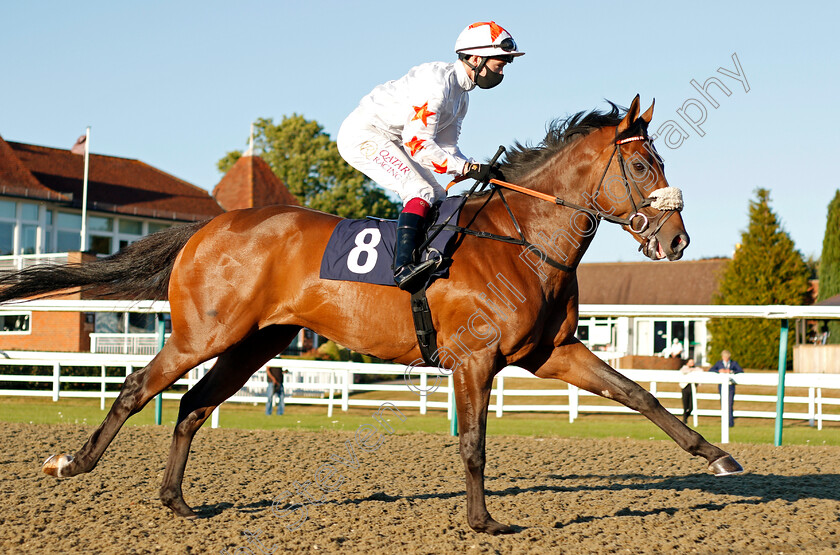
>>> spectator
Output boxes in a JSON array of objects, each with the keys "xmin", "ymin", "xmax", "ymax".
[
  {"xmin": 666, "ymin": 338, "xmax": 685, "ymax": 358},
  {"xmin": 708, "ymin": 350, "xmax": 743, "ymax": 427},
  {"xmin": 266, "ymin": 367, "xmax": 286, "ymax": 416},
  {"xmin": 679, "ymin": 358, "xmax": 698, "ymax": 424}
]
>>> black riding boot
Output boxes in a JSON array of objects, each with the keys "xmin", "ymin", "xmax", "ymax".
[{"xmin": 393, "ymin": 212, "xmax": 438, "ymax": 291}]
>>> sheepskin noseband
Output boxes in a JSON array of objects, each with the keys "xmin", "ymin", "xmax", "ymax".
[{"xmin": 648, "ymin": 187, "xmax": 683, "ymax": 211}]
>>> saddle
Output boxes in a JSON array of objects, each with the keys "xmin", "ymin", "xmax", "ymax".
[{"xmin": 319, "ymin": 147, "xmax": 507, "ymax": 368}]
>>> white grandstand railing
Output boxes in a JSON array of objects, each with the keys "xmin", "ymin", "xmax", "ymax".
[
  {"xmin": 89, "ymin": 333, "xmax": 168, "ymax": 355},
  {"xmin": 0, "ymin": 354, "xmax": 838, "ymax": 444}
]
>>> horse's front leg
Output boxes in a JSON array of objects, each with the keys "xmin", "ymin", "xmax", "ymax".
[
  {"xmin": 532, "ymin": 341, "xmax": 742, "ymax": 475},
  {"xmin": 453, "ymin": 360, "xmax": 515, "ymax": 535}
]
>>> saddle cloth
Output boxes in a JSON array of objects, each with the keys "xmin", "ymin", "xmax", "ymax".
[{"xmin": 319, "ymin": 196, "xmax": 462, "ymax": 287}]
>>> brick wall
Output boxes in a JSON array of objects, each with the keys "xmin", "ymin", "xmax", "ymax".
[{"xmin": 0, "ymin": 251, "xmax": 97, "ymax": 353}]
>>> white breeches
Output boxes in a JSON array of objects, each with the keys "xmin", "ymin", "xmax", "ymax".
[{"xmin": 337, "ymin": 108, "xmax": 447, "ymax": 205}]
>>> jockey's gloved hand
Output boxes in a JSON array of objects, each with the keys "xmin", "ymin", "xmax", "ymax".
[{"xmin": 464, "ymin": 163, "xmax": 502, "ymax": 183}]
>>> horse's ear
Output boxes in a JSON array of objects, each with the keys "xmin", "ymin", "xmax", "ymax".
[
  {"xmin": 640, "ymin": 99, "xmax": 655, "ymax": 123},
  {"xmin": 616, "ymin": 94, "xmax": 641, "ymax": 134}
]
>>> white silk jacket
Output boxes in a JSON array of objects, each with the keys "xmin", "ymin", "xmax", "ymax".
[{"xmin": 356, "ymin": 61, "xmax": 475, "ymax": 177}]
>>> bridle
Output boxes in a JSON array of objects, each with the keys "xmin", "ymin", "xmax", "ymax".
[
  {"xmin": 485, "ymin": 129, "xmax": 682, "ymax": 256},
  {"xmin": 427, "ymin": 128, "xmax": 684, "ymax": 272}
]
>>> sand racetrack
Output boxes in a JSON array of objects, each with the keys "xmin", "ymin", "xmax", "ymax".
[{"xmin": 1, "ymin": 422, "xmax": 838, "ymax": 554}]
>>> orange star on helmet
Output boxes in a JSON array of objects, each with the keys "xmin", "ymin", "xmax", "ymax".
[
  {"xmin": 432, "ymin": 160, "xmax": 448, "ymax": 174},
  {"xmin": 468, "ymin": 21, "xmax": 506, "ymax": 42},
  {"xmin": 405, "ymin": 136, "xmax": 426, "ymax": 156},
  {"xmin": 412, "ymin": 102, "xmax": 436, "ymax": 127}
]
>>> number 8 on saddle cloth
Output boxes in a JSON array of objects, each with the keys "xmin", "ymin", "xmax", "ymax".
[{"xmin": 319, "ymin": 197, "xmax": 462, "ymax": 287}]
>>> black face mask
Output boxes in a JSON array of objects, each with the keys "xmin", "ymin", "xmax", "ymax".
[
  {"xmin": 475, "ymin": 67, "xmax": 504, "ymax": 89},
  {"xmin": 464, "ymin": 56, "xmax": 505, "ymax": 89}
]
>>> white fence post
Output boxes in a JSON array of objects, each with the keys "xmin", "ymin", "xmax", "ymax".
[
  {"xmin": 496, "ymin": 375, "xmax": 504, "ymax": 418},
  {"xmin": 720, "ymin": 375, "xmax": 730, "ymax": 444},
  {"xmin": 205, "ymin": 365, "xmax": 219, "ymax": 429},
  {"xmin": 447, "ymin": 374, "xmax": 454, "ymax": 421},
  {"xmin": 817, "ymin": 388, "xmax": 823, "ymax": 431},
  {"xmin": 327, "ymin": 371, "xmax": 336, "ymax": 418},
  {"xmin": 52, "ymin": 363, "xmax": 60, "ymax": 402},
  {"xmin": 569, "ymin": 384, "xmax": 578, "ymax": 423},
  {"xmin": 100, "ymin": 366, "xmax": 106, "ymax": 410},
  {"xmin": 808, "ymin": 387, "xmax": 815, "ymax": 427},
  {"xmin": 341, "ymin": 369, "xmax": 349, "ymax": 412},
  {"xmin": 691, "ymin": 382, "xmax": 699, "ymax": 428},
  {"xmin": 420, "ymin": 372, "xmax": 428, "ymax": 415}
]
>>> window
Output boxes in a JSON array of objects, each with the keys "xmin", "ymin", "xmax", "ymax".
[
  {"xmin": 57, "ymin": 212, "xmax": 82, "ymax": 229},
  {"xmin": 95, "ymin": 312, "xmax": 169, "ymax": 334},
  {"xmin": 20, "ymin": 203, "xmax": 38, "ymax": 222},
  {"xmin": 89, "ymin": 235, "xmax": 112, "ymax": 254},
  {"xmin": 57, "ymin": 231, "xmax": 81, "ymax": 252},
  {"xmin": 119, "ymin": 219, "xmax": 142, "ymax": 234},
  {"xmin": 654, "ymin": 321, "xmax": 668, "ymax": 354},
  {"xmin": 0, "ymin": 313, "xmax": 30, "ymax": 333},
  {"xmin": 148, "ymin": 222, "xmax": 170, "ymax": 234},
  {"xmin": 88, "ymin": 216, "xmax": 113, "ymax": 232},
  {"xmin": 128, "ymin": 313, "xmax": 155, "ymax": 333},
  {"xmin": 0, "ymin": 222, "xmax": 13, "ymax": 255},
  {"xmin": 0, "ymin": 200, "xmax": 15, "ymax": 255},
  {"xmin": 576, "ymin": 317, "xmax": 618, "ymax": 351},
  {"xmin": 636, "ymin": 318, "xmax": 708, "ymax": 362},
  {"xmin": 576, "ymin": 326, "xmax": 589, "ymax": 342},
  {"xmin": 0, "ymin": 200, "xmax": 15, "ymax": 219},
  {"xmin": 45, "ymin": 210, "xmax": 53, "ymax": 252},
  {"xmin": 20, "ymin": 225, "xmax": 38, "ymax": 254},
  {"xmin": 56, "ymin": 212, "xmax": 82, "ymax": 252}
]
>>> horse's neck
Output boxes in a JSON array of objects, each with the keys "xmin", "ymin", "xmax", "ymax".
[{"xmin": 484, "ymin": 142, "xmax": 603, "ymax": 271}]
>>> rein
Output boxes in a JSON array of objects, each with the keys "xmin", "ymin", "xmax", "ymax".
[{"xmin": 432, "ymin": 131, "xmax": 683, "ymax": 273}]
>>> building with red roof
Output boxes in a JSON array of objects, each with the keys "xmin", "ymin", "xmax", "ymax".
[{"xmin": 0, "ymin": 132, "xmax": 299, "ymax": 352}]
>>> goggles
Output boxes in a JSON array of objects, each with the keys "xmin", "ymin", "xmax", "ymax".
[{"xmin": 457, "ymin": 37, "xmax": 518, "ymax": 62}]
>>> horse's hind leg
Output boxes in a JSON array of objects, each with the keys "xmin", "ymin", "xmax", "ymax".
[
  {"xmin": 533, "ymin": 341, "xmax": 742, "ymax": 474},
  {"xmin": 160, "ymin": 325, "xmax": 300, "ymax": 518},
  {"xmin": 42, "ymin": 338, "xmax": 214, "ymax": 478}
]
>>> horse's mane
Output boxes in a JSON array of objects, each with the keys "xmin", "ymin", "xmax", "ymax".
[{"xmin": 498, "ymin": 101, "xmax": 642, "ymax": 183}]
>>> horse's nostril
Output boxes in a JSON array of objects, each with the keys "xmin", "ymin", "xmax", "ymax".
[{"xmin": 671, "ymin": 233, "xmax": 689, "ymax": 253}]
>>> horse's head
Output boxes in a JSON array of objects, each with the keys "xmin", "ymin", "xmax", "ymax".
[{"xmin": 595, "ymin": 95, "xmax": 689, "ymax": 261}]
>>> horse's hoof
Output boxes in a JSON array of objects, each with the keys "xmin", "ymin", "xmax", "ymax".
[
  {"xmin": 42, "ymin": 454, "xmax": 74, "ymax": 477},
  {"xmin": 708, "ymin": 455, "xmax": 744, "ymax": 476},
  {"xmin": 471, "ymin": 518, "xmax": 516, "ymax": 535},
  {"xmin": 162, "ymin": 496, "xmax": 198, "ymax": 519}
]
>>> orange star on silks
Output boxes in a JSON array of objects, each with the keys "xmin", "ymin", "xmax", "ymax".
[
  {"xmin": 405, "ymin": 136, "xmax": 426, "ymax": 156},
  {"xmin": 412, "ymin": 102, "xmax": 436, "ymax": 126},
  {"xmin": 432, "ymin": 160, "xmax": 448, "ymax": 174},
  {"xmin": 468, "ymin": 21, "xmax": 506, "ymax": 42}
]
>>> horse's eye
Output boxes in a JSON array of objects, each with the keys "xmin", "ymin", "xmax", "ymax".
[{"xmin": 633, "ymin": 163, "xmax": 646, "ymax": 173}]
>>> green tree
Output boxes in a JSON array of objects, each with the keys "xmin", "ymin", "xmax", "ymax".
[
  {"xmin": 218, "ymin": 115, "xmax": 399, "ymax": 219},
  {"xmin": 707, "ymin": 188, "xmax": 811, "ymax": 368},
  {"xmin": 817, "ymin": 190, "xmax": 840, "ymax": 342}
]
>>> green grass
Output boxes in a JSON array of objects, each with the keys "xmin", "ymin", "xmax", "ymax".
[{"xmin": 1, "ymin": 396, "xmax": 838, "ymax": 446}]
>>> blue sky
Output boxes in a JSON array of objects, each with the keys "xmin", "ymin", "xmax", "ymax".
[{"xmin": 1, "ymin": 1, "xmax": 838, "ymax": 263}]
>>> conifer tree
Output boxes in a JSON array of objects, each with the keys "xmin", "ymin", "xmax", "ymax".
[
  {"xmin": 707, "ymin": 188, "xmax": 810, "ymax": 368},
  {"xmin": 817, "ymin": 190, "xmax": 840, "ymax": 342}
]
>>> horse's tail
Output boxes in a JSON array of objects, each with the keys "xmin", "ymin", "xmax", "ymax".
[{"xmin": 0, "ymin": 220, "xmax": 210, "ymax": 303}]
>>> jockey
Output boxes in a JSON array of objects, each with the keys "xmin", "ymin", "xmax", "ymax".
[{"xmin": 337, "ymin": 21, "xmax": 524, "ymax": 291}]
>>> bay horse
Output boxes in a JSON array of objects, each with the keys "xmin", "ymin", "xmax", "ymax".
[{"xmin": 0, "ymin": 96, "xmax": 742, "ymax": 534}]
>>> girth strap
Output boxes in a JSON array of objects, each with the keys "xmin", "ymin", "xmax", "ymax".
[{"xmin": 410, "ymin": 288, "xmax": 440, "ymax": 367}]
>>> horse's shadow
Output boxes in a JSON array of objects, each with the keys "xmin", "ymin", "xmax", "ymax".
[{"xmin": 196, "ymin": 472, "xmax": 840, "ymax": 522}]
